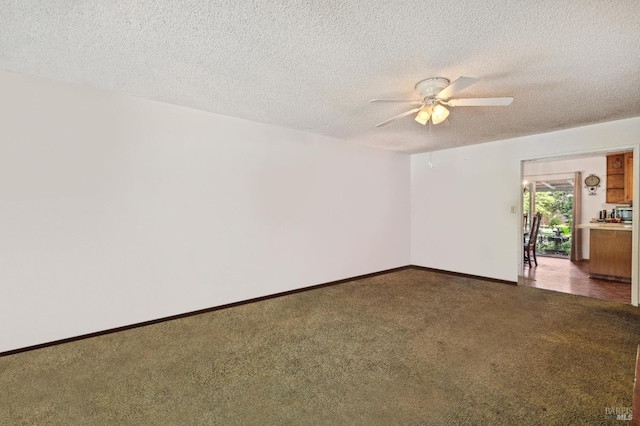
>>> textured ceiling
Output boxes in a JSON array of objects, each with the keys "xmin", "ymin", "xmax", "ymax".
[{"xmin": 1, "ymin": 1, "xmax": 639, "ymax": 153}]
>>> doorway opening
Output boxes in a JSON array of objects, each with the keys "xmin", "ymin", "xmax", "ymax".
[
  {"xmin": 520, "ymin": 152, "xmax": 635, "ymax": 305},
  {"xmin": 523, "ymin": 176, "xmax": 574, "ymax": 258}
]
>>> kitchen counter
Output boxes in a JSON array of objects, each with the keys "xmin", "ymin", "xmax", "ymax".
[
  {"xmin": 576, "ymin": 223, "xmax": 632, "ymax": 231},
  {"xmin": 576, "ymin": 223, "xmax": 632, "ymax": 282}
]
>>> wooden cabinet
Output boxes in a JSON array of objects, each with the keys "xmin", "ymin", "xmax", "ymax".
[
  {"xmin": 589, "ymin": 229, "xmax": 632, "ymax": 282},
  {"xmin": 606, "ymin": 151, "xmax": 633, "ymax": 203},
  {"xmin": 624, "ymin": 152, "xmax": 634, "ymax": 203}
]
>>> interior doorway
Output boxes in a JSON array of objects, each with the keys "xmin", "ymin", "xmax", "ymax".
[{"xmin": 519, "ymin": 152, "xmax": 635, "ymax": 305}]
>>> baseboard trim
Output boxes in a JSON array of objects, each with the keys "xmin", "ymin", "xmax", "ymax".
[
  {"xmin": 1, "ymin": 265, "xmax": 516, "ymax": 357},
  {"xmin": 409, "ymin": 265, "xmax": 518, "ymax": 286},
  {"xmin": 0, "ymin": 265, "xmax": 412, "ymax": 357}
]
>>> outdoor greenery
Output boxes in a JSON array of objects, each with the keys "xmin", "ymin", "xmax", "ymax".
[
  {"xmin": 534, "ymin": 191, "xmax": 573, "ymax": 229},
  {"xmin": 524, "ymin": 188, "xmax": 573, "ymax": 257}
]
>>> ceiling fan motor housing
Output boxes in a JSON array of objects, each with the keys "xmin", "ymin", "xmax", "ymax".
[{"xmin": 415, "ymin": 77, "xmax": 450, "ymax": 99}]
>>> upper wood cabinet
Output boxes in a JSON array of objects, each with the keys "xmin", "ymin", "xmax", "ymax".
[
  {"xmin": 606, "ymin": 151, "xmax": 633, "ymax": 203},
  {"xmin": 624, "ymin": 151, "xmax": 633, "ymax": 203}
]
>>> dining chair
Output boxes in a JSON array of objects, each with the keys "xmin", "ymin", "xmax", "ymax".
[{"xmin": 524, "ymin": 212, "xmax": 542, "ymax": 267}]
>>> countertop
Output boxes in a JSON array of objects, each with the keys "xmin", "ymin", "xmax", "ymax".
[{"xmin": 576, "ymin": 223, "xmax": 632, "ymax": 231}]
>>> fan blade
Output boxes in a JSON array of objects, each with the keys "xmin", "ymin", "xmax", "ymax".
[
  {"xmin": 370, "ymin": 99, "xmax": 423, "ymax": 105},
  {"xmin": 448, "ymin": 97, "xmax": 514, "ymax": 107},
  {"xmin": 375, "ymin": 106, "xmax": 423, "ymax": 127},
  {"xmin": 436, "ymin": 76, "xmax": 478, "ymax": 99}
]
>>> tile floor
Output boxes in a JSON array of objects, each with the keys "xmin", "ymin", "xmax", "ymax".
[{"xmin": 520, "ymin": 255, "xmax": 631, "ymax": 304}]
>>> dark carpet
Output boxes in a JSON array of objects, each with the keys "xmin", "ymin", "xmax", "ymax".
[{"xmin": 2, "ymin": 268, "xmax": 639, "ymax": 425}]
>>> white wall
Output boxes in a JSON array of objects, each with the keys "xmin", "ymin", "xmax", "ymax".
[
  {"xmin": 411, "ymin": 118, "xmax": 640, "ymax": 284},
  {"xmin": 524, "ymin": 156, "xmax": 608, "ymax": 259},
  {"xmin": 0, "ymin": 71, "xmax": 410, "ymax": 353}
]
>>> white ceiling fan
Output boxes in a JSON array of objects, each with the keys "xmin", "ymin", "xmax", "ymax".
[{"xmin": 370, "ymin": 76, "xmax": 513, "ymax": 128}]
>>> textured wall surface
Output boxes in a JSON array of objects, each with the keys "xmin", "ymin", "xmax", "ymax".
[
  {"xmin": 1, "ymin": 1, "xmax": 639, "ymax": 152},
  {"xmin": 0, "ymin": 70, "xmax": 410, "ymax": 353}
]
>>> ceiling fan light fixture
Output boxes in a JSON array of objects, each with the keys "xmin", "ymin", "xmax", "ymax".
[
  {"xmin": 431, "ymin": 104, "xmax": 449, "ymax": 125},
  {"xmin": 414, "ymin": 105, "xmax": 432, "ymax": 125},
  {"xmin": 370, "ymin": 76, "xmax": 513, "ymax": 129}
]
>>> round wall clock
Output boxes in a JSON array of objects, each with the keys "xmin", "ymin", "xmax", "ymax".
[{"xmin": 584, "ymin": 174, "xmax": 600, "ymax": 195}]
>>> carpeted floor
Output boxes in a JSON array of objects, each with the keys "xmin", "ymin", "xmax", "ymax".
[{"xmin": 2, "ymin": 268, "xmax": 639, "ymax": 425}]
